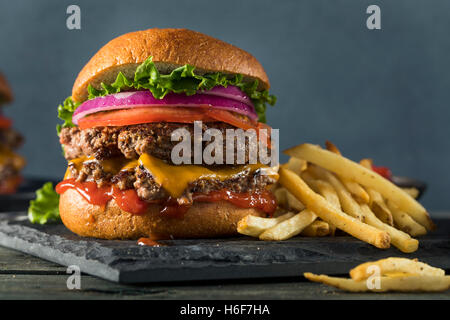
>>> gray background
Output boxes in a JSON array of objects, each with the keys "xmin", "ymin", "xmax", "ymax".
[{"xmin": 0, "ymin": 0, "xmax": 448, "ymax": 211}]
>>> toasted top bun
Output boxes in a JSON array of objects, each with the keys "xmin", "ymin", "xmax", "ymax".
[
  {"xmin": 59, "ymin": 188, "xmax": 265, "ymax": 239},
  {"xmin": 0, "ymin": 72, "xmax": 13, "ymax": 104},
  {"xmin": 72, "ymin": 28, "xmax": 270, "ymax": 103}
]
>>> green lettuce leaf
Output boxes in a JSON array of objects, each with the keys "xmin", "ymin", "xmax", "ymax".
[
  {"xmin": 28, "ymin": 182, "xmax": 61, "ymax": 224},
  {"xmin": 58, "ymin": 57, "xmax": 276, "ymax": 128},
  {"xmin": 56, "ymin": 96, "xmax": 80, "ymax": 134}
]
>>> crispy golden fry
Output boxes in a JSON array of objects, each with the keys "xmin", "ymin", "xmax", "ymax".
[
  {"xmin": 285, "ymin": 157, "xmax": 307, "ymax": 175},
  {"xmin": 286, "ymin": 190, "xmax": 305, "ymax": 211},
  {"xmin": 325, "ymin": 142, "xmax": 370, "ymax": 204},
  {"xmin": 301, "ymin": 220, "xmax": 330, "ymax": 237},
  {"xmin": 402, "ymin": 187, "xmax": 420, "ymax": 199},
  {"xmin": 301, "ymin": 173, "xmax": 340, "ymax": 208},
  {"xmin": 365, "ymin": 188, "xmax": 394, "ymax": 226},
  {"xmin": 272, "ymin": 207, "xmax": 289, "ymax": 218},
  {"xmin": 273, "ymin": 187, "xmax": 287, "ymax": 208},
  {"xmin": 304, "ymin": 272, "xmax": 450, "ymax": 292},
  {"xmin": 279, "ymin": 167, "xmax": 390, "ymax": 249},
  {"xmin": 350, "ymin": 257, "xmax": 445, "ymax": 281},
  {"xmin": 301, "ymin": 173, "xmax": 338, "ymax": 236},
  {"xmin": 309, "ymin": 165, "xmax": 417, "ymax": 252},
  {"xmin": 325, "ymin": 140, "xmax": 341, "ymax": 155},
  {"xmin": 359, "ymin": 204, "xmax": 419, "ymax": 253},
  {"xmin": 387, "ymin": 201, "xmax": 427, "ymax": 237},
  {"xmin": 312, "ymin": 180, "xmax": 338, "ymax": 236},
  {"xmin": 308, "ymin": 165, "xmax": 364, "ymax": 221},
  {"xmin": 259, "ymin": 209, "xmax": 317, "ymax": 241},
  {"xmin": 284, "ymin": 144, "xmax": 434, "ymax": 230},
  {"xmin": 237, "ymin": 212, "xmax": 295, "ymax": 237},
  {"xmin": 359, "ymin": 160, "xmax": 394, "ymax": 226},
  {"xmin": 359, "ymin": 158, "xmax": 373, "ymax": 169},
  {"xmin": 342, "ymin": 180, "xmax": 370, "ymax": 204}
]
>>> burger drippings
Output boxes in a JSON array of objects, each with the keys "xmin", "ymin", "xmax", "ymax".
[
  {"xmin": 56, "ymin": 178, "xmax": 149, "ymax": 215},
  {"xmin": 137, "ymin": 237, "xmax": 166, "ymax": 247},
  {"xmin": 56, "ymin": 179, "xmax": 277, "ymax": 217}
]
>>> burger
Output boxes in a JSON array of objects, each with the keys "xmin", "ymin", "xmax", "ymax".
[
  {"xmin": 0, "ymin": 72, "xmax": 25, "ymax": 193},
  {"xmin": 41, "ymin": 28, "xmax": 279, "ymax": 239}
]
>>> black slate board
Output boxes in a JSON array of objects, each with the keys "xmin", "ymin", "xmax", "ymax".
[{"xmin": 0, "ymin": 212, "xmax": 449, "ymax": 283}]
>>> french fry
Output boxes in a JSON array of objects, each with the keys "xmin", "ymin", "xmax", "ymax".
[
  {"xmin": 309, "ymin": 165, "xmax": 418, "ymax": 252},
  {"xmin": 278, "ymin": 167, "xmax": 390, "ymax": 249},
  {"xmin": 285, "ymin": 157, "xmax": 307, "ymax": 175},
  {"xmin": 350, "ymin": 257, "xmax": 445, "ymax": 281},
  {"xmin": 237, "ymin": 212, "xmax": 295, "ymax": 237},
  {"xmin": 301, "ymin": 173, "xmax": 338, "ymax": 236},
  {"xmin": 359, "ymin": 204, "xmax": 419, "ymax": 253},
  {"xmin": 308, "ymin": 165, "xmax": 364, "ymax": 221},
  {"xmin": 284, "ymin": 144, "xmax": 434, "ymax": 230},
  {"xmin": 324, "ymin": 140, "xmax": 341, "ymax": 155},
  {"xmin": 301, "ymin": 173, "xmax": 340, "ymax": 208},
  {"xmin": 359, "ymin": 160, "xmax": 394, "ymax": 226},
  {"xmin": 273, "ymin": 187, "xmax": 287, "ymax": 208},
  {"xmin": 366, "ymin": 188, "xmax": 394, "ymax": 226},
  {"xmin": 304, "ymin": 272, "xmax": 450, "ymax": 292},
  {"xmin": 286, "ymin": 190, "xmax": 305, "ymax": 211},
  {"xmin": 402, "ymin": 187, "xmax": 420, "ymax": 199},
  {"xmin": 259, "ymin": 209, "xmax": 317, "ymax": 241},
  {"xmin": 301, "ymin": 220, "xmax": 330, "ymax": 237},
  {"xmin": 342, "ymin": 180, "xmax": 370, "ymax": 204},
  {"xmin": 325, "ymin": 142, "xmax": 370, "ymax": 204},
  {"xmin": 387, "ymin": 201, "xmax": 427, "ymax": 237}
]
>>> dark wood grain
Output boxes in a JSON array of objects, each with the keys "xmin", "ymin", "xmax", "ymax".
[
  {"xmin": 1, "ymin": 244, "xmax": 449, "ymax": 300},
  {"xmin": 1, "ymin": 213, "xmax": 449, "ymax": 284}
]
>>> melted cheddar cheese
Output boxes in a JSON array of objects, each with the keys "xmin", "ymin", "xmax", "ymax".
[
  {"xmin": 66, "ymin": 154, "xmax": 279, "ymax": 198},
  {"xmin": 0, "ymin": 146, "xmax": 25, "ymax": 170}
]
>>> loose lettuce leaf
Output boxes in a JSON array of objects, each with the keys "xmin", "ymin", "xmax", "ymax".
[
  {"xmin": 28, "ymin": 182, "xmax": 60, "ymax": 224},
  {"xmin": 58, "ymin": 57, "xmax": 276, "ymax": 128},
  {"xmin": 56, "ymin": 96, "xmax": 80, "ymax": 134}
]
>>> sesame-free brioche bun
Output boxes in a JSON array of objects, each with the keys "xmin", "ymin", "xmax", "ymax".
[
  {"xmin": 59, "ymin": 188, "xmax": 265, "ymax": 239},
  {"xmin": 72, "ymin": 28, "xmax": 270, "ymax": 103},
  {"xmin": 0, "ymin": 72, "xmax": 13, "ymax": 104}
]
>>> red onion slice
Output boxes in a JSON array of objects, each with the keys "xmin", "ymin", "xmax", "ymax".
[
  {"xmin": 72, "ymin": 88, "xmax": 257, "ymax": 125},
  {"xmin": 201, "ymin": 85, "xmax": 253, "ymax": 106}
]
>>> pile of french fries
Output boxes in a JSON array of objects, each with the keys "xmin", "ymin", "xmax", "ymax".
[
  {"xmin": 305, "ymin": 257, "xmax": 450, "ymax": 292},
  {"xmin": 237, "ymin": 142, "xmax": 435, "ymax": 253}
]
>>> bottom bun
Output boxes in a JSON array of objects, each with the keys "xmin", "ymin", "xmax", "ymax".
[{"xmin": 59, "ymin": 188, "xmax": 265, "ymax": 239}]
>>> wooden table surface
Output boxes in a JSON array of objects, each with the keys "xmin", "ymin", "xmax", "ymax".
[{"xmin": 1, "ymin": 244, "xmax": 449, "ymax": 300}]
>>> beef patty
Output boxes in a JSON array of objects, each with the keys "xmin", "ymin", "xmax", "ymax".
[
  {"xmin": 0, "ymin": 128, "xmax": 23, "ymax": 150},
  {"xmin": 68, "ymin": 159, "xmax": 276, "ymax": 203},
  {"xmin": 60, "ymin": 122, "xmax": 266, "ymax": 165}
]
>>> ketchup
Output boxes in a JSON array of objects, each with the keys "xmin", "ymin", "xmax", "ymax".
[
  {"xmin": 0, "ymin": 175, "xmax": 22, "ymax": 194},
  {"xmin": 137, "ymin": 237, "xmax": 165, "ymax": 247},
  {"xmin": 160, "ymin": 198, "xmax": 191, "ymax": 218},
  {"xmin": 55, "ymin": 179, "xmax": 149, "ymax": 215},
  {"xmin": 56, "ymin": 179, "xmax": 277, "ymax": 217},
  {"xmin": 371, "ymin": 165, "xmax": 392, "ymax": 181},
  {"xmin": 193, "ymin": 189, "xmax": 277, "ymax": 216}
]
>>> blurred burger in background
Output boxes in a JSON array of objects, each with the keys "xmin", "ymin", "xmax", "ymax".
[{"xmin": 0, "ymin": 72, "xmax": 25, "ymax": 193}]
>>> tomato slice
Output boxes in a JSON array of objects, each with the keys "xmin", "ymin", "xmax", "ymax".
[
  {"xmin": 77, "ymin": 106, "xmax": 262, "ymax": 131},
  {"xmin": 78, "ymin": 107, "xmax": 214, "ymax": 129},
  {"xmin": 206, "ymin": 109, "xmax": 257, "ymax": 130}
]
